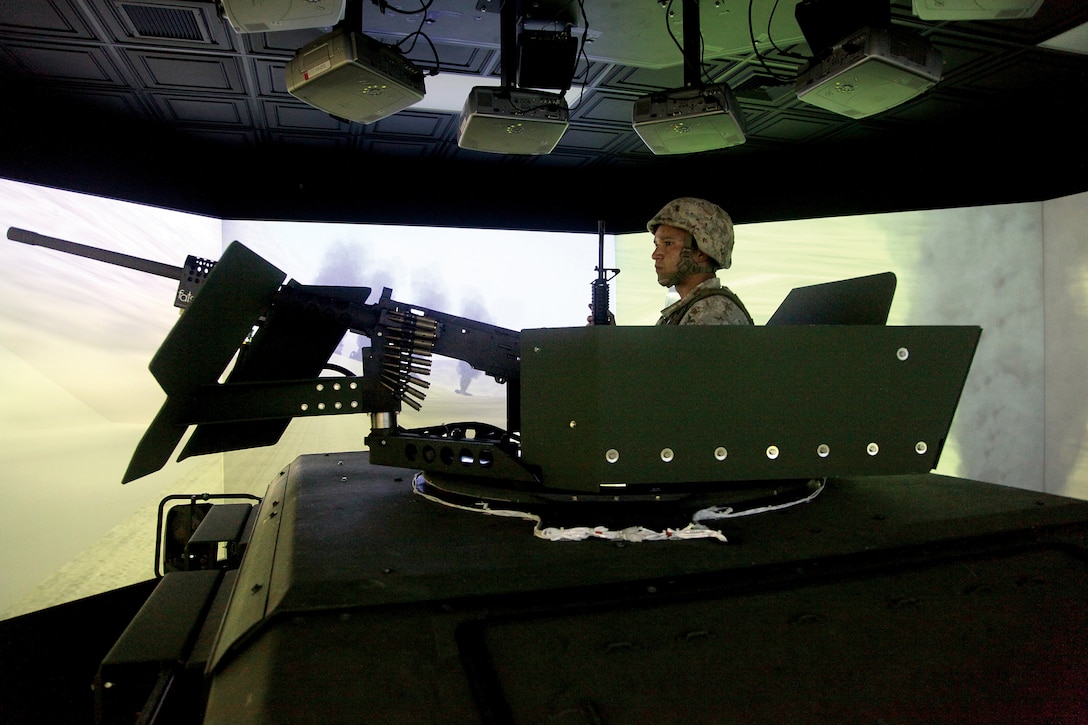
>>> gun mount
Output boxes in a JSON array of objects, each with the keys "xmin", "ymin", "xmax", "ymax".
[
  {"xmin": 117, "ymin": 239, "xmax": 526, "ymax": 486},
  {"xmin": 7, "ymin": 228, "xmax": 980, "ymax": 500},
  {"xmin": 119, "ymin": 239, "xmax": 978, "ymax": 501}
]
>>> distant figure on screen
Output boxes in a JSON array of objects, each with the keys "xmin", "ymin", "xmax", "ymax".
[
  {"xmin": 455, "ymin": 360, "xmax": 481, "ymax": 396},
  {"xmin": 589, "ymin": 197, "xmax": 753, "ymax": 326}
]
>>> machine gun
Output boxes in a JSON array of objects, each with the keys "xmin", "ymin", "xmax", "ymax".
[
  {"xmin": 5, "ymin": 229, "xmax": 524, "ymax": 483},
  {"xmin": 7, "ymin": 226, "xmax": 981, "ymax": 500}
]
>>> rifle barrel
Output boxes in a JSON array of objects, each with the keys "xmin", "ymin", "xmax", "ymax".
[{"xmin": 597, "ymin": 219, "xmax": 605, "ymax": 275}]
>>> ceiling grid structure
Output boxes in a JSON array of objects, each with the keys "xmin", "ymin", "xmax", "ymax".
[{"xmin": 0, "ymin": 0, "xmax": 1086, "ymax": 230}]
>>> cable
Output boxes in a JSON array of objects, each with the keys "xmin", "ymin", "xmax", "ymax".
[
  {"xmin": 384, "ymin": 0, "xmax": 441, "ymax": 74},
  {"xmin": 745, "ymin": 0, "xmax": 810, "ymax": 89},
  {"xmin": 766, "ymin": 0, "xmax": 807, "ymax": 59},
  {"xmin": 748, "ymin": 0, "xmax": 793, "ymax": 83},
  {"xmin": 411, "ymin": 473, "xmax": 729, "ymax": 542},
  {"xmin": 372, "ymin": 0, "xmax": 433, "ymax": 15},
  {"xmin": 693, "ymin": 478, "xmax": 826, "ymax": 520},
  {"xmin": 664, "ymin": 0, "xmax": 716, "ymax": 88}
]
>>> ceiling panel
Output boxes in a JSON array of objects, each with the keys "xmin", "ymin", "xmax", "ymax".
[{"xmin": 0, "ymin": 0, "xmax": 1086, "ymax": 232}]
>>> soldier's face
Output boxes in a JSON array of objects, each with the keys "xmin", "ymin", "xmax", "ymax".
[{"xmin": 652, "ymin": 225, "xmax": 696, "ymax": 288}]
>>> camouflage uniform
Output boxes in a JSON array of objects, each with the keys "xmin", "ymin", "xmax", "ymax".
[
  {"xmin": 657, "ymin": 278, "xmax": 752, "ymax": 325},
  {"xmin": 648, "ymin": 197, "xmax": 753, "ymax": 326}
]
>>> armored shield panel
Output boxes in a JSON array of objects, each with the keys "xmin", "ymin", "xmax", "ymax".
[{"xmin": 519, "ymin": 325, "xmax": 980, "ymax": 493}]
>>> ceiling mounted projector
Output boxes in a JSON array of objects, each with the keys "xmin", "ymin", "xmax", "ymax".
[
  {"xmin": 219, "ymin": 0, "xmax": 346, "ymax": 33},
  {"xmin": 795, "ymin": 26, "xmax": 943, "ymax": 119},
  {"xmin": 285, "ymin": 29, "xmax": 426, "ymax": 124},
  {"xmin": 912, "ymin": 0, "xmax": 1043, "ymax": 20},
  {"xmin": 632, "ymin": 85, "xmax": 747, "ymax": 155},
  {"xmin": 457, "ymin": 87, "xmax": 569, "ymax": 155}
]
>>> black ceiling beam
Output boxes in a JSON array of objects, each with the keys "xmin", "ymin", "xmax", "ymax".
[
  {"xmin": 501, "ymin": 0, "xmax": 517, "ymax": 87},
  {"xmin": 682, "ymin": 0, "xmax": 701, "ymax": 87},
  {"xmin": 1, "ymin": 67, "xmax": 1087, "ymax": 233}
]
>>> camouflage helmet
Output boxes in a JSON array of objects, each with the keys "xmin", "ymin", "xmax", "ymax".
[{"xmin": 647, "ymin": 197, "xmax": 734, "ymax": 270}]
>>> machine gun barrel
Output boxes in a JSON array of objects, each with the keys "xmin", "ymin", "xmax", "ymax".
[
  {"xmin": 7, "ymin": 227, "xmax": 214, "ymax": 309},
  {"xmin": 7, "ymin": 227, "xmax": 185, "ymax": 280}
]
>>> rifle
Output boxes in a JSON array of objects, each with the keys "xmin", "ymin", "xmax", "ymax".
[{"xmin": 589, "ymin": 220, "xmax": 619, "ymax": 325}]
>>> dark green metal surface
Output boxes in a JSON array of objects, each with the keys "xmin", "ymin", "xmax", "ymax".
[
  {"xmin": 124, "ymin": 243, "xmax": 286, "ymax": 482},
  {"xmin": 178, "ymin": 284, "xmax": 356, "ymax": 459},
  {"xmin": 520, "ymin": 325, "xmax": 981, "ymax": 492},
  {"xmin": 149, "ymin": 242, "xmax": 285, "ymax": 397},
  {"xmin": 197, "ymin": 451, "xmax": 1088, "ymax": 725}
]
